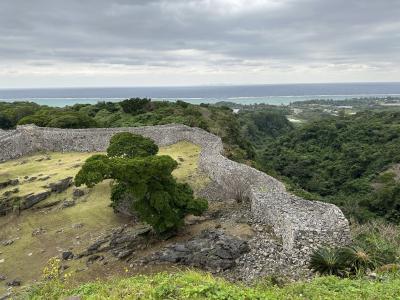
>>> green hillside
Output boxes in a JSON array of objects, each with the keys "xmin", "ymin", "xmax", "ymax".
[
  {"xmin": 260, "ymin": 111, "xmax": 400, "ymax": 223},
  {"xmin": 0, "ymin": 142, "xmax": 209, "ymax": 295}
]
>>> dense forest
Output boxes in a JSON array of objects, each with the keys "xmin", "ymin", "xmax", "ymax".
[
  {"xmin": 262, "ymin": 111, "xmax": 400, "ymax": 223},
  {"xmin": 1, "ymin": 99, "xmax": 400, "ymax": 223}
]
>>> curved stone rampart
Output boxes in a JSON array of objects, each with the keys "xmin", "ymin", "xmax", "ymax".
[{"xmin": 0, "ymin": 124, "xmax": 350, "ymax": 251}]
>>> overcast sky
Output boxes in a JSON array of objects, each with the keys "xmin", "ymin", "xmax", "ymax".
[{"xmin": 1, "ymin": 0, "xmax": 400, "ymax": 88}]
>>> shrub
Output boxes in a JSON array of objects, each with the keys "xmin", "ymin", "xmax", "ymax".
[
  {"xmin": 309, "ymin": 247, "xmax": 347, "ymax": 276},
  {"xmin": 310, "ymin": 221, "xmax": 400, "ymax": 277},
  {"xmin": 369, "ymin": 182, "xmax": 400, "ymax": 223},
  {"xmin": 340, "ymin": 246, "xmax": 378, "ymax": 273},
  {"xmin": 351, "ymin": 220, "xmax": 400, "ymax": 265}
]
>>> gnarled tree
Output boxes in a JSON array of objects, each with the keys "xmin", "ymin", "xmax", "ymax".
[{"xmin": 75, "ymin": 132, "xmax": 208, "ymax": 234}]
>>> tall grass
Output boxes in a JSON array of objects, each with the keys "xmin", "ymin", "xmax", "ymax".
[
  {"xmin": 350, "ymin": 219, "xmax": 400, "ymax": 265},
  {"xmin": 309, "ymin": 220, "xmax": 400, "ymax": 277}
]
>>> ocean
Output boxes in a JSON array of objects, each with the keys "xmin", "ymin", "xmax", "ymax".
[{"xmin": 1, "ymin": 82, "xmax": 400, "ymax": 107}]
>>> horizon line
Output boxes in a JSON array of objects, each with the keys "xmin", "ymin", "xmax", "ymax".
[{"xmin": 1, "ymin": 81, "xmax": 400, "ymax": 91}]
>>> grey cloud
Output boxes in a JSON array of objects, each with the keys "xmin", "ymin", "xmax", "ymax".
[{"xmin": 0, "ymin": 0, "xmax": 399, "ymax": 70}]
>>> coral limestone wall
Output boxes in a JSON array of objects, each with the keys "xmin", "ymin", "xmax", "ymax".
[{"xmin": 0, "ymin": 124, "xmax": 350, "ymax": 252}]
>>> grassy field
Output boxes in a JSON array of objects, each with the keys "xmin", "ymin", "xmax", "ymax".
[
  {"xmin": 0, "ymin": 142, "xmax": 209, "ymax": 295},
  {"xmin": 0, "ymin": 152, "xmax": 91, "ymax": 197},
  {"xmin": 158, "ymin": 141, "xmax": 210, "ymax": 191},
  {"xmin": 26, "ymin": 270, "xmax": 400, "ymax": 300}
]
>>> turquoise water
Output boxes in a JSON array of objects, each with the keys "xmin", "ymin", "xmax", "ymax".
[
  {"xmin": 1, "ymin": 83, "xmax": 400, "ymax": 107},
  {"xmin": 1, "ymin": 95, "xmax": 399, "ymax": 107}
]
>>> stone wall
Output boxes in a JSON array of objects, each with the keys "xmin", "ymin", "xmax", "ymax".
[{"xmin": 0, "ymin": 124, "xmax": 351, "ymax": 252}]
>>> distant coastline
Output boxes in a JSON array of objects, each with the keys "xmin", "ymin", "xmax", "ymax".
[{"xmin": 1, "ymin": 82, "xmax": 400, "ymax": 107}]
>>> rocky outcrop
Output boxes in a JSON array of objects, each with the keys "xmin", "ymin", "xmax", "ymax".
[
  {"xmin": 0, "ymin": 176, "xmax": 75, "ymax": 215},
  {"xmin": 145, "ymin": 229, "xmax": 250, "ymax": 272},
  {"xmin": 47, "ymin": 177, "xmax": 73, "ymax": 193},
  {"xmin": 60, "ymin": 199, "xmax": 75, "ymax": 209},
  {"xmin": 22, "ymin": 191, "xmax": 51, "ymax": 209},
  {"xmin": 0, "ymin": 190, "xmax": 51, "ymax": 215},
  {"xmin": 2, "ymin": 188, "xmax": 19, "ymax": 197},
  {"xmin": 77, "ymin": 225, "xmax": 152, "ymax": 259},
  {"xmin": 0, "ymin": 124, "xmax": 351, "ymax": 253},
  {"xmin": 72, "ymin": 188, "xmax": 85, "ymax": 198},
  {"xmin": 0, "ymin": 179, "xmax": 19, "ymax": 190},
  {"xmin": 0, "ymin": 196, "xmax": 19, "ymax": 216}
]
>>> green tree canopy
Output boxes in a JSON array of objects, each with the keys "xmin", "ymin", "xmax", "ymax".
[
  {"xmin": 75, "ymin": 133, "xmax": 208, "ymax": 234},
  {"xmin": 107, "ymin": 132, "xmax": 158, "ymax": 158},
  {"xmin": 0, "ymin": 112, "xmax": 12, "ymax": 129},
  {"xmin": 261, "ymin": 111, "xmax": 400, "ymax": 222},
  {"xmin": 18, "ymin": 109, "xmax": 97, "ymax": 129},
  {"xmin": 47, "ymin": 112, "xmax": 97, "ymax": 128},
  {"xmin": 120, "ymin": 98, "xmax": 152, "ymax": 115}
]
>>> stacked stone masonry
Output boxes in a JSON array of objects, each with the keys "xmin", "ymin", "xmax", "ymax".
[{"xmin": 0, "ymin": 124, "xmax": 351, "ymax": 251}]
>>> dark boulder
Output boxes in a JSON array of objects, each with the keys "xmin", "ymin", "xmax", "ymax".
[
  {"xmin": 72, "ymin": 188, "xmax": 85, "ymax": 198},
  {"xmin": 61, "ymin": 251, "xmax": 74, "ymax": 260},
  {"xmin": 22, "ymin": 191, "xmax": 51, "ymax": 209},
  {"xmin": 48, "ymin": 177, "xmax": 73, "ymax": 193},
  {"xmin": 6, "ymin": 279, "xmax": 21, "ymax": 287}
]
